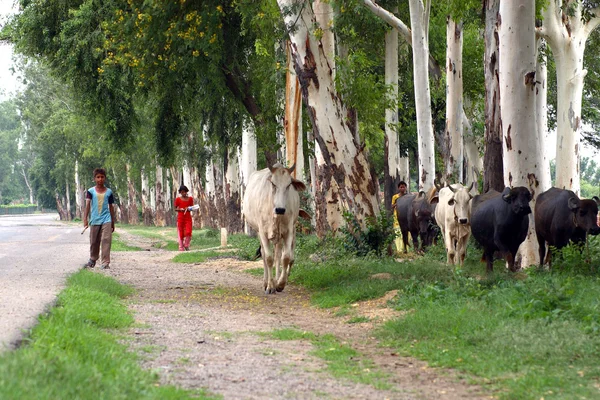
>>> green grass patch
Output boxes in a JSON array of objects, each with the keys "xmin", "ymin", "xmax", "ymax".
[
  {"xmin": 269, "ymin": 328, "xmax": 390, "ymax": 389},
  {"xmin": 264, "ymin": 233, "xmax": 600, "ymax": 399},
  {"xmin": 118, "ymin": 225, "xmax": 222, "ymax": 252},
  {"xmin": 172, "ymin": 250, "xmax": 224, "ymax": 264},
  {"xmin": 347, "ymin": 316, "xmax": 370, "ymax": 324},
  {"xmin": 112, "ymin": 232, "xmax": 143, "ymax": 251},
  {"xmin": 0, "ymin": 270, "xmax": 218, "ymax": 399}
]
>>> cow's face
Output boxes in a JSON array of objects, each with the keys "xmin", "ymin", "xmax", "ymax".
[
  {"xmin": 502, "ymin": 186, "xmax": 532, "ymax": 216},
  {"xmin": 569, "ymin": 197, "xmax": 600, "ymax": 235},
  {"xmin": 448, "ymin": 183, "xmax": 474, "ymax": 224},
  {"xmin": 268, "ymin": 164, "xmax": 306, "ymax": 215}
]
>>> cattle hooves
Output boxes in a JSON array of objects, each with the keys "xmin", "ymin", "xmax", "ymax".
[
  {"xmin": 276, "ymin": 286, "xmax": 285, "ymax": 292},
  {"xmin": 265, "ymin": 287, "xmax": 277, "ymax": 295}
]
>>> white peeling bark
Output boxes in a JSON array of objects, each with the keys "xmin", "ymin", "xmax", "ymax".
[
  {"xmin": 284, "ymin": 41, "xmax": 305, "ymax": 180},
  {"xmin": 225, "ymin": 151, "xmax": 242, "ymax": 233},
  {"xmin": 536, "ymin": 38, "xmax": 551, "ymax": 191},
  {"xmin": 279, "ymin": 0, "xmax": 380, "ymax": 229},
  {"xmin": 65, "ymin": 179, "xmax": 71, "ymax": 221},
  {"xmin": 408, "ymin": 0, "xmax": 435, "ymax": 192},
  {"xmin": 155, "ymin": 164, "xmax": 167, "ymax": 227},
  {"xmin": 537, "ymin": 2, "xmax": 600, "ymax": 195},
  {"xmin": 499, "ymin": 0, "xmax": 543, "ymax": 268},
  {"xmin": 141, "ymin": 167, "xmax": 152, "ymax": 225},
  {"xmin": 445, "ymin": 17, "xmax": 464, "ymax": 183},
  {"xmin": 126, "ymin": 163, "xmax": 139, "ymax": 225},
  {"xmin": 240, "ymin": 121, "xmax": 257, "ymax": 233},
  {"xmin": 74, "ymin": 159, "xmax": 83, "ymax": 219},
  {"xmin": 384, "ymin": 21, "xmax": 402, "ymax": 210},
  {"xmin": 462, "ymin": 110, "xmax": 482, "ymax": 189}
]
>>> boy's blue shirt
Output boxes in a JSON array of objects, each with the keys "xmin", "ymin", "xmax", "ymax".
[{"xmin": 87, "ymin": 187, "xmax": 114, "ymax": 225}]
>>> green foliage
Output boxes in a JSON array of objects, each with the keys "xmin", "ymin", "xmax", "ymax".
[{"xmin": 340, "ymin": 209, "xmax": 397, "ymax": 256}]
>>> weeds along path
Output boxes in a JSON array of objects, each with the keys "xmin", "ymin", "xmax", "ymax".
[{"xmin": 101, "ymin": 232, "xmax": 488, "ymax": 399}]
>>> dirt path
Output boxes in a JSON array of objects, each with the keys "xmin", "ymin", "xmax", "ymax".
[{"xmin": 101, "ymin": 230, "xmax": 490, "ymax": 399}]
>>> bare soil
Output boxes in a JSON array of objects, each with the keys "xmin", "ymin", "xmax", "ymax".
[{"xmin": 99, "ymin": 230, "xmax": 491, "ymax": 400}]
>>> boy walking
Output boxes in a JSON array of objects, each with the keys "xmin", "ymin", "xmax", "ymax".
[{"xmin": 83, "ymin": 168, "xmax": 116, "ymax": 269}]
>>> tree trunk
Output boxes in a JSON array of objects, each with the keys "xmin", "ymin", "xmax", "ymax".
[
  {"xmin": 462, "ymin": 110, "xmax": 482, "ymax": 189},
  {"xmin": 444, "ymin": 17, "xmax": 463, "ymax": 183},
  {"xmin": 408, "ymin": 0, "xmax": 435, "ymax": 192},
  {"xmin": 483, "ymin": 0, "xmax": 504, "ymax": 193},
  {"xmin": 384, "ymin": 21, "xmax": 401, "ymax": 212},
  {"xmin": 537, "ymin": 2, "xmax": 600, "ymax": 195},
  {"xmin": 74, "ymin": 160, "xmax": 82, "ymax": 219},
  {"xmin": 278, "ymin": 0, "xmax": 380, "ymax": 229},
  {"xmin": 536, "ymin": 38, "xmax": 551, "ymax": 190},
  {"xmin": 240, "ymin": 121, "xmax": 257, "ymax": 233},
  {"xmin": 22, "ymin": 167, "xmax": 34, "ymax": 205},
  {"xmin": 225, "ymin": 150, "xmax": 242, "ymax": 233},
  {"xmin": 65, "ymin": 179, "xmax": 71, "ymax": 221},
  {"xmin": 499, "ymin": 0, "xmax": 543, "ymax": 268},
  {"xmin": 141, "ymin": 167, "xmax": 153, "ymax": 226},
  {"xmin": 55, "ymin": 192, "xmax": 68, "ymax": 221},
  {"xmin": 127, "ymin": 164, "xmax": 139, "ymax": 225},
  {"xmin": 155, "ymin": 165, "xmax": 167, "ymax": 227},
  {"xmin": 284, "ymin": 41, "xmax": 305, "ymax": 180}
]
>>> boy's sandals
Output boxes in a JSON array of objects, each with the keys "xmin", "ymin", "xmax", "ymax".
[
  {"xmin": 83, "ymin": 260, "xmax": 96, "ymax": 269},
  {"xmin": 100, "ymin": 264, "xmax": 110, "ymax": 270}
]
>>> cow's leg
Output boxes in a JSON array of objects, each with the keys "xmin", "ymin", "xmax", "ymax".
[
  {"xmin": 410, "ymin": 229, "xmax": 419, "ymax": 252},
  {"xmin": 401, "ymin": 228, "xmax": 409, "ymax": 253},
  {"xmin": 277, "ymin": 235, "xmax": 295, "ymax": 292},
  {"xmin": 536, "ymin": 232, "xmax": 547, "ymax": 270},
  {"xmin": 457, "ymin": 233, "xmax": 468, "ymax": 266},
  {"xmin": 443, "ymin": 228, "xmax": 455, "ymax": 265},
  {"xmin": 259, "ymin": 234, "xmax": 276, "ymax": 294},
  {"xmin": 274, "ymin": 240, "xmax": 283, "ymax": 282}
]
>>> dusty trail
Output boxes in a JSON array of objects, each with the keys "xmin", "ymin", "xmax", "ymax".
[{"xmin": 100, "ymin": 230, "xmax": 489, "ymax": 399}]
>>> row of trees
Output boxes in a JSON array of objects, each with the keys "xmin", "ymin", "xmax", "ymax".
[{"xmin": 2, "ymin": 0, "xmax": 600, "ymax": 266}]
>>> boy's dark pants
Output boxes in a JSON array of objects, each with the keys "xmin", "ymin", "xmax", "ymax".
[{"xmin": 90, "ymin": 223, "xmax": 112, "ymax": 266}]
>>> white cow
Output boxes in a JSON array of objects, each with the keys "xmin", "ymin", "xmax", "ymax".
[
  {"xmin": 435, "ymin": 183, "xmax": 474, "ymax": 265},
  {"xmin": 242, "ymin": 163, "xmax": 306, "ymax": 294}
]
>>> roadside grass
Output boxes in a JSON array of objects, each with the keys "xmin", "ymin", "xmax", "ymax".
[
  {"xmin": 112, "ymin": 232, "xmax": 143, "ymax": 251},
  {"xmin": 117, "ymin": 225, "xmax": 222, "ymax": 251},
  {"xmin": 0, "ymin": 270, "xmax": 218, "ymax": 400},
  {"xmin": 268, "ymin": 328, "xmax": 391, "ymax": 390},
  {"xmin": 275, "ymin": 234, "xmax": 600, "ymax": 399}
]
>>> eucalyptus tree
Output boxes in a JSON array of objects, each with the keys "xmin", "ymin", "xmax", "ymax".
[
  {"xmin": 538, "ymin": 0, "xmax": 600, "ymax": 195},
  {"xmin": 0, "ymin": 100, "xmax": 23, "ymax": 205},
  {"xmin": 277, "ymin": 0, "xmax": 382, "ymax": 229},
  {"xmin": 499, "ymin": 0, "xmax": 546, "ymax": 267}
]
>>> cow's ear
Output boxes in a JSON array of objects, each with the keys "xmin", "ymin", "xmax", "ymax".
[
  {"xmin": 291, "ymin": 178, "xmax": 307, "ymax": 192},
  {"xmin": 430, "ymin": 196, "xmax": 439, "ymax": 205},
  {"xmin": 568, "ymin": 197, "xmax": 580, "ymax": 211}
]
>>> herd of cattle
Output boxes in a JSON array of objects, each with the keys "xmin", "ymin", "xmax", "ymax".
[
  {"xmin": 395, "ymin": 183, "xmax": 600, "ymax": 273},
  {"xmin": 243, "ymin": 164, "xmax": 600, "ymax": 294}
]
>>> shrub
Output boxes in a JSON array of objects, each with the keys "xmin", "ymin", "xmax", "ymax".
[{"xmin": 340, "ymin": 210, "xmax": 397, "ymax": 257}]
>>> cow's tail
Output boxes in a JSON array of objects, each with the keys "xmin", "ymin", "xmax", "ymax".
[{"xmin": 254, "ymin": 246, "xmax": 262, "ymax": 261}]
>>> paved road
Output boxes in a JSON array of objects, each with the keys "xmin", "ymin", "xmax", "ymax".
[{"xmin": 0, "ymin": 214, "xmax": 87, "ymax": 351}]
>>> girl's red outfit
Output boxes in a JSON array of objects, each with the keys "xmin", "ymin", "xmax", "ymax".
[{"xmin": 175, "ymin": 196, "xmax": 194, "ymax": 250}]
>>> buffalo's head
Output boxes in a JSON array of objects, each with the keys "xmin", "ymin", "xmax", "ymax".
[
  {"xmin": 502, "ymin": 186, "xmax": 532, "ymax": 216},
  {"xmin": 267, "ymin": 163, "xmax": 306, "ymax": 215},
  {"xmin": 569, "ymin": 195, "xmax": 600, "ymax": 235}
]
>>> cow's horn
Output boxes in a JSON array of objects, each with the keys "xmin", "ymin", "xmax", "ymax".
[
  {"xmin": 449, "ymin": 184, "xmax": 458, "ymax": 193},
  {"xmin": 593, "ymin": 196, "xmax": 600, "ymax": 206},
  {"xmin": 468, "ymin": 181, "xmax": 475, "ymax": 192},
  {"xmin": 287, "ymin": 163, "xmax": 296, "ymax": 174}
]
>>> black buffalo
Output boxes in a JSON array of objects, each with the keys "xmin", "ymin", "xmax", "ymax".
[
  {"xmin": 535, "ymin": 187, "xmax": 600, "ymax": 267},
  {"xmin": 396, "ymin": 192, "xmax": 435, "ymax": 252},
  {"xmin": 470, "ymin": 187, "xmax": 532, "ymax": 272}
]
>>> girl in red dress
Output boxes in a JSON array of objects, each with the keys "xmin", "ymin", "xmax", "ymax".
[{"xmin": 174, "ymin": 185, "xmax": 195, "ymax": 251}]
